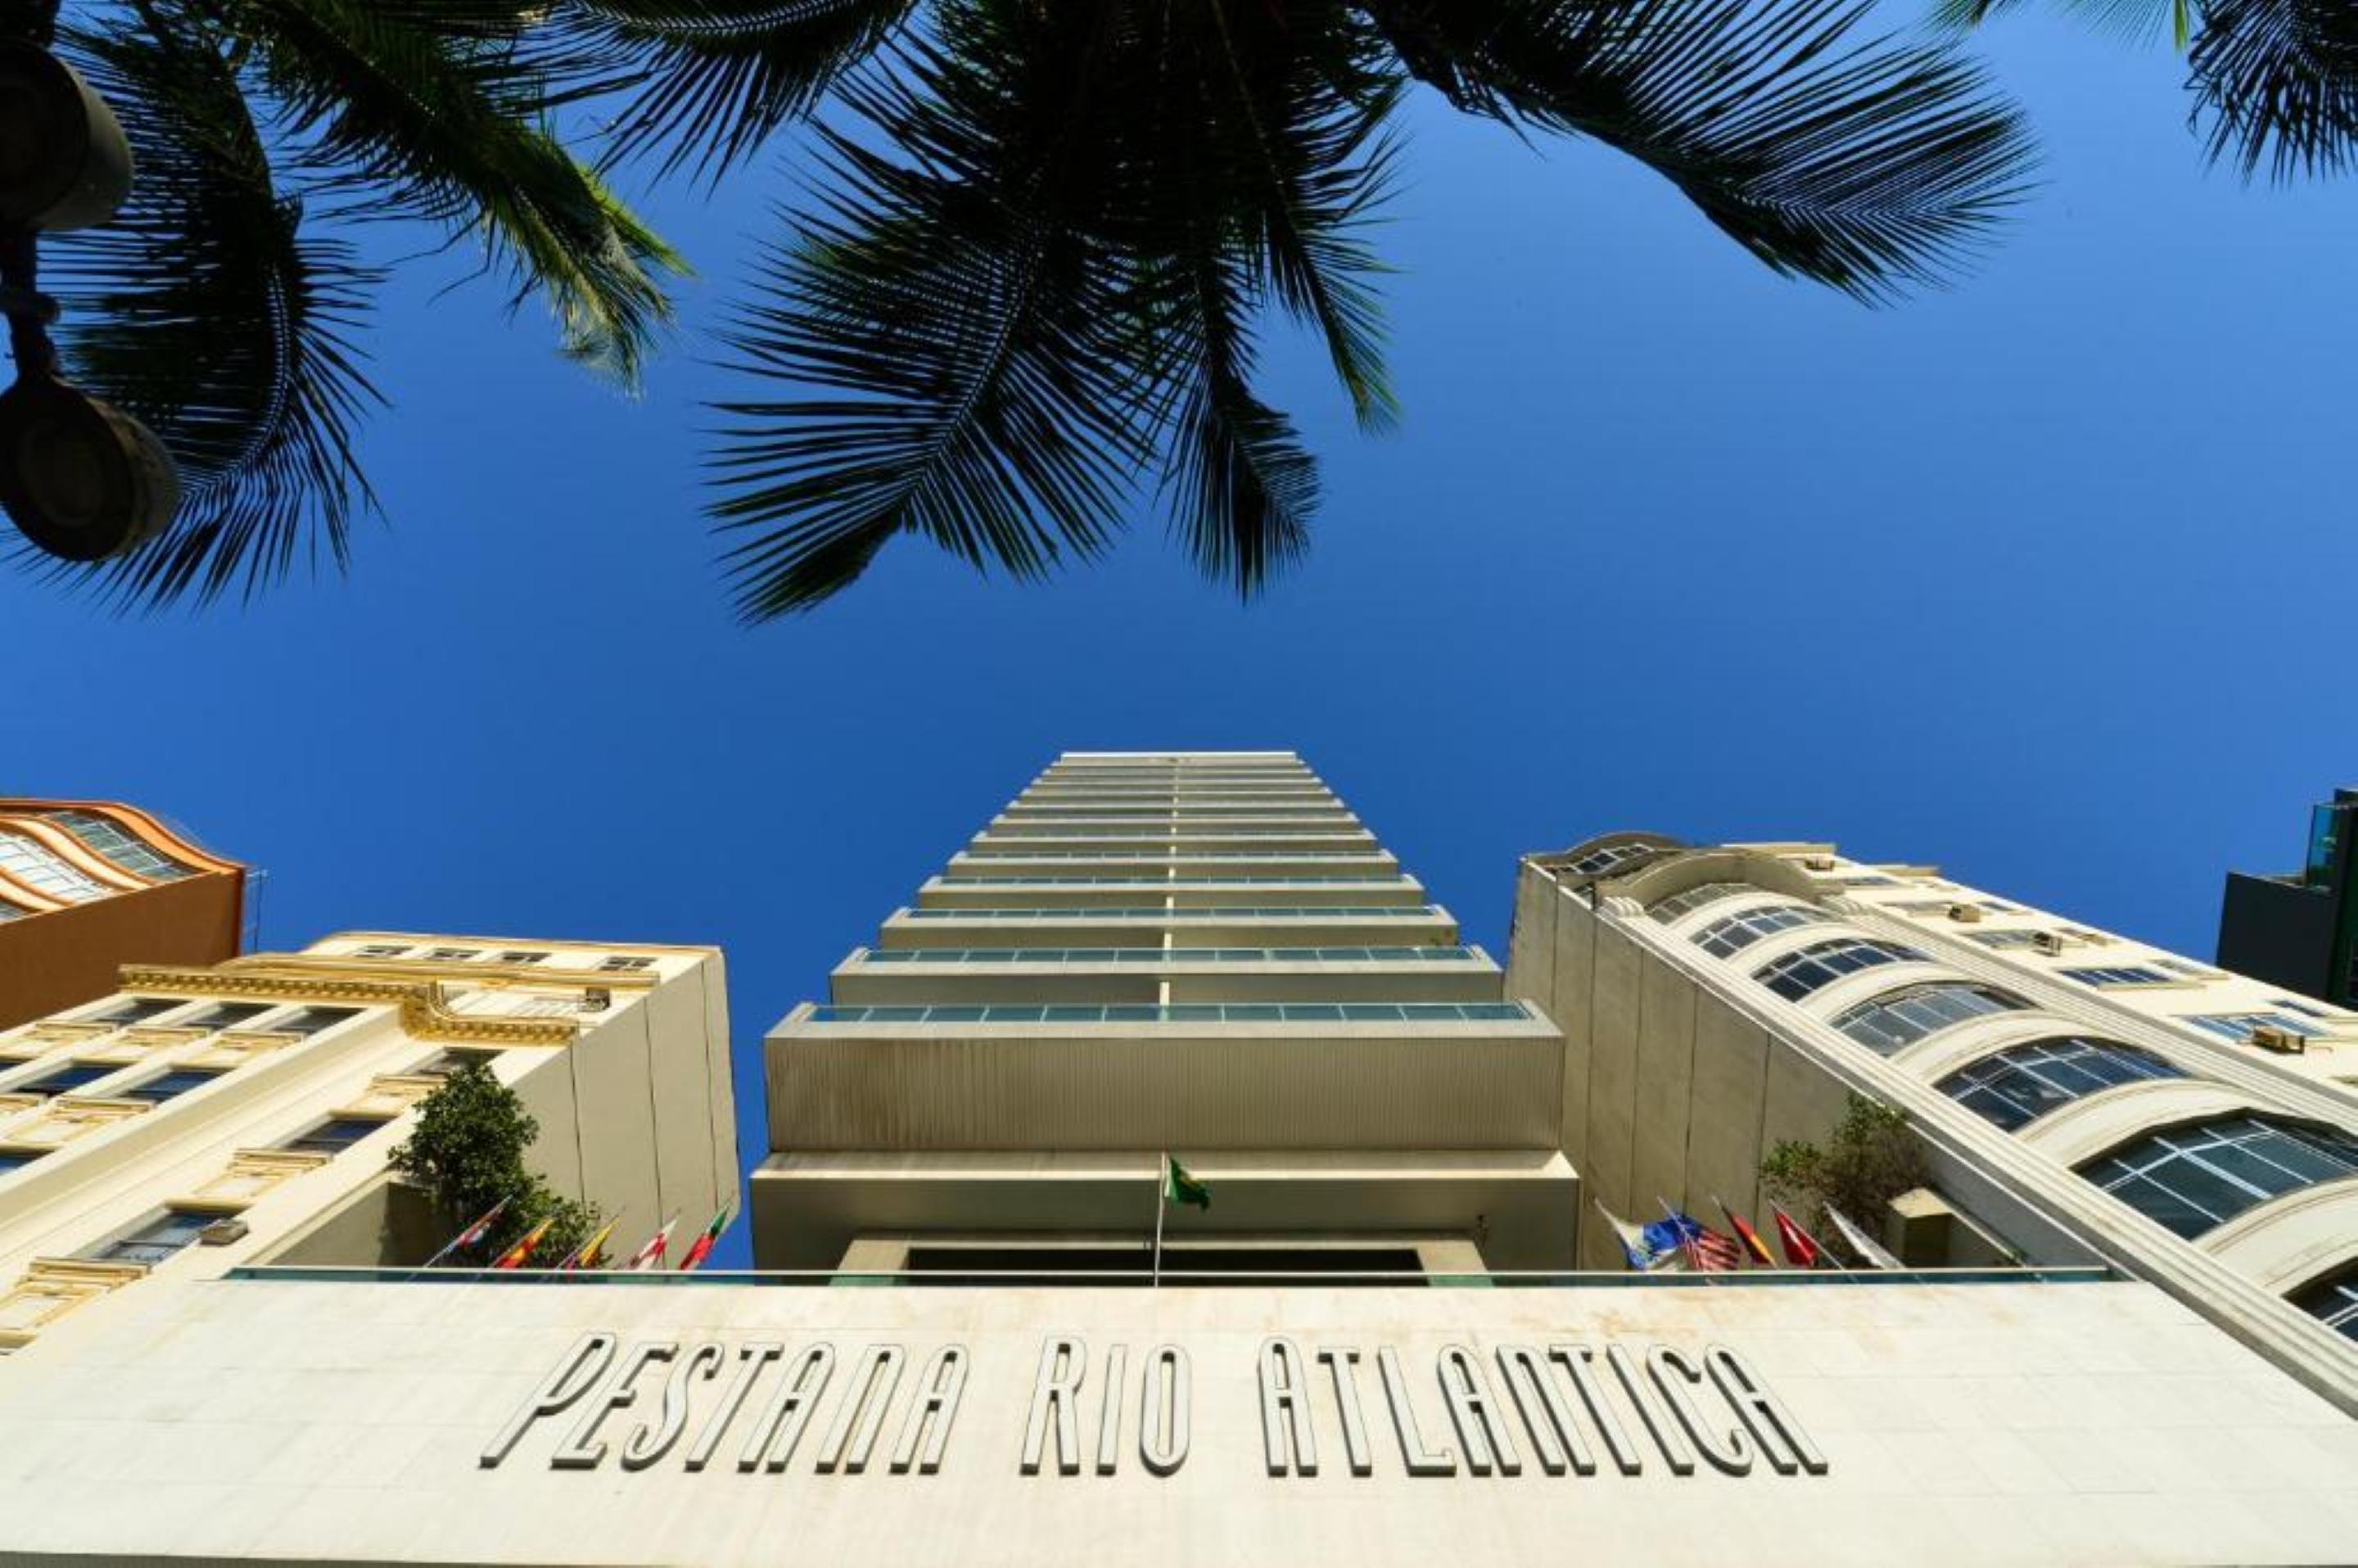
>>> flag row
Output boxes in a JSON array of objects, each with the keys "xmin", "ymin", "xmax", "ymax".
[
  {"xmin": 1596, "ymin": 1196, "xmax": 1903, "ymax": 1272},
  {"xmin": 423, "ymin": 1201, "xmax": 734, "ymax": 1273}
]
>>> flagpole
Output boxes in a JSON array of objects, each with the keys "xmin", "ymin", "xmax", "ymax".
[
  {"xmin": 412, "ymin": 1195, "xmax": 507, "ymax": 1281},
  {"xmin": 1150, "ymin": 1151, "xmax": 1167, "ymax": 1289}
]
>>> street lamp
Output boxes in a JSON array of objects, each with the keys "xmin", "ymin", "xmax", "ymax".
[{"xmin": 0, "ymin": 38, "xmax": 178, "ymax": 563}]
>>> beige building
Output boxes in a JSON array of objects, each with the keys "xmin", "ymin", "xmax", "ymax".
[
  {"xmin": 1507, "ymin": 834, "xmax": 2358, "ymax": 1411},
  {"xmin": 754, "ymin": 751, "xmax": 1575, "ymax": 1274},
  {"xmin": 0, "ymin": 933, "xmax": 734, "ymax": 1353}
]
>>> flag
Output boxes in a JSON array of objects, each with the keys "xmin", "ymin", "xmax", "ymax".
[
  {"xmin": 678, "ymin": 1207, "xmax": 731, "ymax": 1272},
  {"xmin": 1163, "ymin": 1155, "xmax": 1211, "ymax": 1211},
  {"xmin": 624, "ymin": 1213, "xmax": 680, "ymax": 1272},
  {"xmin": 559, "ymin": 1216, "xmax": 621, "ymax": 1272},
  {"xmin": 1594, "ymin": 1201, "xmax": 1685, "ymax": 1272},
  {"xmin": 1823, "ymin": 1204, "xmax": 1903, "ymax": 1269},
  {"xmin": 1661, "ymin": 1205, "xmax": 1743, "ymax": 1272},
  {"xmin": 492, "ymin": 1216, "xmax": 554, "ymax": 1271},
  {"xmin": 1716, "ymin": 1198, "xmax": 1779, "ymax": 1268},
  {"xmin": 1770, "ymin": 1204, "xmax": 1827, "ymax": 1269},
  {"xmin": 424, "ymin": 1196, "xmax": 508, "ymax": 1268}
]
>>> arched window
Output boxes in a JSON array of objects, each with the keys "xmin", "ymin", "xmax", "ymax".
[
  {"xmin": 2292, "ymin": 1266, "xmax": 2358, "ymax": 1340},
  {"xmin": 0, "ymin": 831, "xmax": 106, "ymax": 903},
  {"xmin": 1832, "ymin": 983, "xmax": 2030, "ymax": 1055},
  {"xmin": 2081, "ymin": 1116, "xmax": 2358, "ymax": 1239},
  {"xmin": 1567, "ymin": 841, "xmax": 1663, "ymax": 877},
  {"xmin": 1938, "ymin": 1037, "xmax": 2185, "ymax": 1130},
  {"xmin": 37, "ymin": 809, "xmax": 192, "ymax": 882},
  {"xmin": 1692, "ymin": 905, "xmax": 1832, "ymax": 959},
  {"xmin": 1751, "ymin": 938, "xmax": 1927, "ymax": 1001},
  {"xmin": 1647, "ymin": 882, "xmax": 1758, "ymax": 924}
]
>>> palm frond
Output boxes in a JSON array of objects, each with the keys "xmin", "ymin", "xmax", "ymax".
[
  {"xmin": 2190, "ymin": 0, "xmax": 2358, "ymax": 176},
  {"xmin": 34, "ymin": 14, "xmax": 382, "ymax": 608},
  {"xmin": 707, "ymin": 15, "xmax": 1162, "ymax": 618},
  {"xmin": 536, "ymin": 0, "xmax": 918, "ymax": 181},
  {"xmin": 1372, "ymin": 0, "xmax": 2037, "ymax": 300},
  {"xmin": 242, "ymin": 0, "xmax": 684, "ymax": 383}
]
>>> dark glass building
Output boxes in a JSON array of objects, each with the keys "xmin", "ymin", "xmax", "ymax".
[{"xmin": 2218, "ymin": 787, "xmax": 2358, "ymax": 1007}]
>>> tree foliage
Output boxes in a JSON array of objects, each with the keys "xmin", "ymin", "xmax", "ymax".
[
  {"xmin": 388, "ymin": 1060, "xmax": 597, "ymax": 1268},
  {"xmin": 1759, "ymin": 1093, "xmax": 1930, "ymax": 1260}
]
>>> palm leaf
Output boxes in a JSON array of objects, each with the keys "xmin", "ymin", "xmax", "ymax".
[
  {"xmin": 1371, "ymin": 0, "xmax": 2037, "ymax": 300},
  {"xmin": 34, "ymin": 13, "xmax": 382, "ymax": 608},
  {"xmin": 2190, "ymin": 0, "xmax": 2358, "ymax": 176},
  {"xmin": 535, "ymin": 0, "xmax": 919, "ymax": 181},
  {"xmin": 242, "ymin": 0, "xmax": 684, "ymax": 383},
  {"xmin": 707, "ymin": 14, "xmax": 1162, "ymax": 617}
]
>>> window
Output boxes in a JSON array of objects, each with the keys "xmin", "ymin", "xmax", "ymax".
[
  {"xmin": 1565, "ymin": 842, "xmax": 1665, "ymax": 877},
  {"xmin": 1823, "ymin": 874, "xmax": 1897, "ymax": 888},
  {"xmin": 38, "ymin": 810, "xmax": 191, "ymax": 881},
  {"xmin": 2062, "ymin": 965, "xmax": 2175, "ymax": 987},
  {"xmin": 1647, "ymin": 882, "xmax": 1758, "ymax": 924},
  {"xmin": 1752, "ymin": 938, "xmax": 1928, "ymax": 1001},
  {"xmin": 2155, "ymin": 958, "xmax": 2224, "ymax": 978},
  {"xmin": 256, "ymin": 1006, "xmax": 361, "ymax": 1038},
  {"xmin": 1692, "ymin": 904, "xmax": 1831, "ymax": 959},
  {"xmin": 14, "ymin": 1061, "xmax": 117, "ymax": 1096},
  {"xmin": 424, "ymin": 947, "xmax": 481, "ymax": 961},
  {"xmin": 1939, "ymin": 1037, "xmax": 2186, "ymax": 1131},
  {"xmin": 1966, "ymin": 929, "xmax": 2050, "ymax": 951},
  {"xmin": 277, "ymin": 1116, "xmax": 391, "ymax": 1157},
  {"xmin": 79, "ymin": 996, "xmax": 183, "ymax": 1028},
  {"xmin": 2292, "ymin": 1267, "xmax": 2358, "ymax": 1341},
  {"xmin": 597, "ymin": 955, "xmax": 657, "ymax": 973},
  {"xmin": 2182, "ymin": 1011, "xmax": 2327, "ymax": 1044},
  {"xmin": 85, "ymin": 1209, "xmax": 217, "ymax": 1267},
  {"xmin": 409, "ymin": 1049, "xmax": 492, "ymax": 1078},
  {"xmin": 0, "ymin": 830, "xmax": 108, "ymax": 902},
  {"xmin": 354, "ymin": 943, "xmax": 410, "ymax": 958},
  {"xmin": 495, "ymin": 951, "xmax": 548, "ymax": 965},
  {"xmin": 0, "ymin": 1150, "xmax": 43, "ymax": 1174},
  {"xmin": 1832, "ymin": 983, "xmax": 2029, "ymax": 1055},
  {"xmin": 120, "ymin": 1067, "xmax": 225, "ymax": 1104},
  {"xmin": 2270, "ymin": 996, "xmax": 2341, "ymax": 1020},
  {"xmin": 2082, "ymin": 1116, "xmax": 2358, "ymax": 1238},
  {"xmin": 0, "ymin": 896, "xmax": 23, "ymax": 922},
  {"xmin": 170, "ymin": 1001, "xmax": 272, "ymax": 1033}
]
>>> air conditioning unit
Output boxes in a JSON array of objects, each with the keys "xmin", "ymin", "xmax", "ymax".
[
  {"xmin": 581, "ymin": 987, "xmax": 612, "ymax": 1013},
  {"xmin": 1802, "ymin": 856, "xmax": 1836, "ymax": 872},
  {"xmin": 198, "ymin": 1218, "xmax": 249, "ymax": 1247},
  {"xmin": 2030, "ymin": 931, "xmax": 2067, "ymax": 956},
  {"xmin": 2250, "ymin": 1025, "xmax": 2306, "ymax": 1055},
  {"xmin": 1947, "ymin": 903, "xmax": 1983, "ymax": 924}
]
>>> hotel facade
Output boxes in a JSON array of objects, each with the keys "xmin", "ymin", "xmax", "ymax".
[{"xmin": 0, "ymin": 756, "xmax": 2351, "ymax": 1566}]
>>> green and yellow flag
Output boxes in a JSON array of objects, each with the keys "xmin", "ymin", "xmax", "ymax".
[{"xmin": 1163, "ymin": 1155, "xmax": 1210, "ymax": 1211}]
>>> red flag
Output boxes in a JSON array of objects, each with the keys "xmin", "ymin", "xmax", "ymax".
[
  {"xmin": 1683, "ymin": 1221, "xmax": 1744, "ymax": 1272},
  {"xmin": 1771, "ymin": 1205, "xmax": 1825, "ymax": 1269},
  {"xmin": 624, "ymin": 1213, "xmax": 680, "ymax": 1272},
  {"xmin": 677, "ymin": 1206, "xmax": 731, "ymax": 1272},
  {"xmin": 492, "ymin": 1217, "xmax": 555, "ymax": 1271},
  {"xmin": 1717, "ymin": 1199, "xmax": 1779, "ymax": 1268}
]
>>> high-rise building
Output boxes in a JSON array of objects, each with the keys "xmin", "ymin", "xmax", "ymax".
[
  {"xmin": 1507, "ymin": 834, "xmax": 2358, "ymax": 1406},
  {"xmin": 754, "ymin": 750, "xmax": 1574, "ymax": 1274},
  {"xmin": 2219, "ymin": 786, "xmax": 2358, "ymax": 1009},
  {"xmin": 0, "ymin": 798, "xmax": 246, "ymax": 1028},
  {"xmin": 0, "ymin": 933, "xmax": 733, "ymax": 1352}
]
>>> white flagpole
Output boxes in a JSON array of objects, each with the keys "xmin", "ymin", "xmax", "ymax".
[{"xmin": 1150, "ymin": 1151, "xmax": 1168, "ymax": 1289}]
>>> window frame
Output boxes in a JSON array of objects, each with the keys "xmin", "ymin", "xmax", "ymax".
[
  {"xmin": 1936, "ymin": 1036, "xmax": 2187, "ymax": 1131},
  {"xmin": 1750, "ymin": 937, "xmax": 1931, "ymax": 1002}
]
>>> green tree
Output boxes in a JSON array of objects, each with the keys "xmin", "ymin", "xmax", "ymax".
[
  {"xmin": 13, "ymin": 0, "xmax": 683, "ymax": 606},
  {"xmin": 389, "ymin": 1060, "xmax": 596, "ymax": 1268},
  {"xmin": 1759, "ymin": 1093, "xmax": 1931, "ymax": 1259},
  {"xmin": 1939, "ymin": 0, "xmax": 2358, "ymax": 178}
]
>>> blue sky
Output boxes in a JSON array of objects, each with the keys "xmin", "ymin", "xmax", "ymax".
[{"xmin": 5, "ymin": 11, "xmax": 2352, "ymax": 1267}]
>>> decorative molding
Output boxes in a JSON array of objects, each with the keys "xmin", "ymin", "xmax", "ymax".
[
  {"xmin": 220, "ymin": 953, "xmax": 662, "ymax": 994},
  {"xmin": 115, "ymin": 966, "xmax": 577, "ymax": 1047},
  {"xmin": 0, "ymin": 1258, "xmax": 147, "ymax": 1349},
  {"xmin": 187, "ymin": 1149, "xmax": 331, "ymax": 1207}
]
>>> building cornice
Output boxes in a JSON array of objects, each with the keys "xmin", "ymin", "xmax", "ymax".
[{"xmin": 115, "ymin": 965, "xmax": 579, "ymax": 1047}]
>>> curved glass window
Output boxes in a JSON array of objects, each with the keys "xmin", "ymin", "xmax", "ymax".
[
  {"xmin": 1692, "ymin": 905, "xmax": 1831, "ymax": 959},
  {"xmin": 2292, "ymin": 1267, "xmax": 2358, "ymax": 1340},
  {"xmin": 0, "ymin": 831, "xmax": 106, "ymax": 903},
  {"xmin": 1751, "ymin": 938, "xmax": 1927, "ymax": 1001},
  {"xmin": 1939, "ymin": 1037, "xmax": 2185, "ymax": 1130},
  {"xmin": 1832, "ymin": 983, "xmax": 2029, "ymax": 1055},
  {"xmin": 0, "ymin": 896, "xmax": 21, "ymax": 921},
  {"xmin": 1647, "ymin": 882, "xmax": 1758, "ymax": 924},
  {"xmin": 38, "ymin": 810, "xmax": 192, "ymax": 882},
  {"xmin": 2082, "ymin": 1116, "xmax": 2358, "ymax": 1239},
  {"xmin": 1567, "ymin": 841, "xmax": 1663, "ymax": 877}
]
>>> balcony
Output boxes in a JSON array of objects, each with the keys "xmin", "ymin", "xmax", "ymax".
[{"xmin": 830, "ymin": 947, "xmax": 1502, "ymax": 1005}]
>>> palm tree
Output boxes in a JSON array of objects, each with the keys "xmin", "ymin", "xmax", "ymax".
[
  {"xmin": 7, "ymin": 0, "xmax": 682, "ymax": 604},
  {"xmin": 1940, "ymin": 0, "xmax": 2358, "ymax": 178},
  {"xmin": 540, "ymin": 0, "xmax": 2034, "ymax": 619}
]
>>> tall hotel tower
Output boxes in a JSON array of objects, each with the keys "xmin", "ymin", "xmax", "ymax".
[{"xmin": 754, "ymin": 751, "xmax": 1574, "ymax": 1273}]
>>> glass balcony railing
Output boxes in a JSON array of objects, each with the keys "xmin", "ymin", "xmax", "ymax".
[
  {"xmin": 801, "ymin": 1001, "xmax": 1532, "ymax": 1024},
  {"xmin": 230, "ymin": 1264, "xmax": 2113, "ymax": 1290},
  {"xmin": 860, "ymin": 947, "xmax": 1477, "ymax": 964},
  {"xmin": 901, "ymin": 905, "xmax": 1448, "ymax": 920}
]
